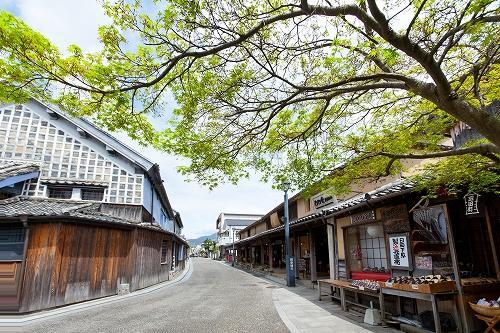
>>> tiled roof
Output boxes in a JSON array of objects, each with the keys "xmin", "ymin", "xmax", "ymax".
[
  {"xmin": 0, "ymin": 196, "xmax": 136, "ymax": 225},
  {"xmin": 0, "ymin": 196, "xmax": 189, "ymax": 244},
  {"xmin": 322, "ymin": 179, "xmax": 414, "ymax": 216},
  {"xmin": 41, "ymin": 178, "xmax": 108, "ymax": 187},
  {"xmin": 0, "ymin": 161, "xmax": 40, "ymax": 182},
  {"xmin": 235, "ymin": 179, "xmax": 414, "ymax": 244}
]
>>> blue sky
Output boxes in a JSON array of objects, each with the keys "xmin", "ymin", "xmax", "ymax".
[{"xmin": 0, "ymin": 0, "xmax": 283, "ymax": 238}]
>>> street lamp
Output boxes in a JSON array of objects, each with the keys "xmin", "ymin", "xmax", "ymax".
[{"xmin": 283, "ymin": 181, "xmax": 295, "ymax": 287}]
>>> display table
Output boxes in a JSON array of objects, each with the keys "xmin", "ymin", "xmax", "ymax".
[
  {"xmin": 474, "ymin": 315, "xmax": 499, "ymax": 333},
  {"xmin": 380, "ymin": 287, "xmax": 461, "ymax": 333},
  {"xmin": 318, "ymin": 279, "xmax": 382, "ymax": 312}
]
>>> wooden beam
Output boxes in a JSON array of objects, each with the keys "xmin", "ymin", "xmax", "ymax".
[
  {"xmin": 327, "ymin": 222, "xmax": 336, "ymax": 280},
  {"xmin": 309, "ymin": 230, "xmax": 317, "ymax": 282},
  {"xmin": 443, "ymin": 204, "xmax": 470, "ymax": 333},
  {"xmin": 484, "ymin": 204, "xmax": 500, "ymax": 280}
]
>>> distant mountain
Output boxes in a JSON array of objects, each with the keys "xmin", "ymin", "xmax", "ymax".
[{"xmin": 188, "ymin": 233, "xmax": 217, "ymax": 247}]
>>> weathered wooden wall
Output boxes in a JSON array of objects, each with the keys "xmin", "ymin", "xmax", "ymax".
[
  {"xmin": 130, "ymin": 228, "xmax": 171, "ymax": 290},
  {"xmin": 0, "ymin": 262, "xmax": 22, "ymax": 312},
  {"xmin": 19, "ymin": 222, "xmax": 177, "ymax": 313}
]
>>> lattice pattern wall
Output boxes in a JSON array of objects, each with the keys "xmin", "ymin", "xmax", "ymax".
[
  {"xmin": 0, "ymin": 104, "xmax": 144, "ymax": 204},
  {"xmin": 359, "ymin": 225, "xmax": 388, "ymax": 269}
]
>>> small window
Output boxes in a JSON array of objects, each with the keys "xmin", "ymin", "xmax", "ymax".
[
  {"xmin": 48, "ymin": 187, "xmax": 72, "ymax": 199},
  {"xmin": 160, "ymin": 240, "xmax": 168, "ymax": 264},
  {"xmin": 0, "ymin": 227, "xmax": 25, "ymax": 261},
  {"xmin": 81, "ymin": 188, "xmax": 104, "ymax": 201}
]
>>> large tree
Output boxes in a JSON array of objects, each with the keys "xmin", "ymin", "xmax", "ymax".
[{"xmin": 0, "ymin": 0, "xmax": 499, "ymax": 192}]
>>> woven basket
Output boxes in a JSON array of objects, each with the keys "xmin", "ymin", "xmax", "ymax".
[{"xmin": 469, "ymin": 302, "xmax": 500, "ymax": 317}]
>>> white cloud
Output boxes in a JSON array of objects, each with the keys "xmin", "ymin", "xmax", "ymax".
[
  {"xmin": 1, "ymin": 0, "xmax": 282, "ymax": 238},
  {"xmin": 15, "ymin": 0, "xmax": 110, "ymax": 52}
]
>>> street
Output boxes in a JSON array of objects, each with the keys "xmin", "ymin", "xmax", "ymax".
[{"xmin": 25, "ymin": 258, "xmax": 289, "ymax": 333}]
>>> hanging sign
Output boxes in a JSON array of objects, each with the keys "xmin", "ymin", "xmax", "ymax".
[
  {"xmin": 464, "ymin": 192, "xmax": 480, "ymax": 215},
  {"xmin": 350, "ymin": 210, "xmax": 376, "ymax": 224},
  {"xmin": 389, "ymin": 234, "xmax": 410, "ymax": 269}
]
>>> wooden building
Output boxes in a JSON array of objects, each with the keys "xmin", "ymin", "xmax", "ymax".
[{"xmin": 0, "ymin": 100, "xmax": 188, "ymax": 313}]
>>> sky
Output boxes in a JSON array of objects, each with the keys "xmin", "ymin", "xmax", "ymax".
[{"xmin": 0, "ymin": 0, "xmax": 283, "ymax": 238}]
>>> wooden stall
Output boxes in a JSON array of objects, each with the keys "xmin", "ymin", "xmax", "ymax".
[{"xmin": 327, "ymin": 187, "xmax": 500, "ymax": 333}]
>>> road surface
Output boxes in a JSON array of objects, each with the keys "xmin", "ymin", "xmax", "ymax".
[{"xmin": 25, "ymin": 258, "xmax": 289, "ymax": 333}]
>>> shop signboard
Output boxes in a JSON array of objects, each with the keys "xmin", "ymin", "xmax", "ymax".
[
  {"xmin": 389, "ymin": 234, "xmax": 410, "ymax": 269},
  {"xmin": 311, "ymin": 189, "xmax": 338, "ymax": 210},
  {"xmin": 350, "ymin": 210, "xmax": 376, "ymax": 224},
  {"xmin": 298, "ymin": 258, "xmax": 306, "ymax": 272},
  {"xmin": 464, "ymin": 192, "xmax": 480, "ymax": 215}
]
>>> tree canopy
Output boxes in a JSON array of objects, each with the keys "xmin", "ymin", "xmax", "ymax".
[{"xmin": 0, "ymin": 0, "xmax": 499, "ymax": 193}]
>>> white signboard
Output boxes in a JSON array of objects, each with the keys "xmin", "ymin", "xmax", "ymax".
[
  {"xmin": 311, "ymin": 189, "xmax": 338, "ymax": 210},
  {"xmin": 389, "ymin": 235, "xmax": 410, "ymax": 269},
  {"xmin": 464, "ymin": 192, "xmax": 480, "ymax": 215}
]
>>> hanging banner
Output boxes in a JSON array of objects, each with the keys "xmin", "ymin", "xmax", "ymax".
[
  {"xmin": 412, "ymin": 205, "xmax": 448, "ymax": 244},
  {"xmin": 389, "ymin": 234, "xmax": 410, "ymax": 269},
  {"xmin": 464, "ymin": 192, "xmax": 480, "ymax": 215}
]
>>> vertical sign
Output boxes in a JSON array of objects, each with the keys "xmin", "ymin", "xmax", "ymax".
[
  {"xmin": 464, "ymin": 192, "xmax": 479, "ymax": 215},
  {"xmin": 389, "ymin": 235, "xmax": 410, "ymax": 269}
]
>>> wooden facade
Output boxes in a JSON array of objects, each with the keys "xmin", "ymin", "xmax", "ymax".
[{"xmin": 10, "ymin": 220, "xmax": 186, "ymax": 313}]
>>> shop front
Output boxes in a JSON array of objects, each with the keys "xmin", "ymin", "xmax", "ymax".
[{"xmin": 323, "ymin": 185, "xmax": 500, "ymax": 333}]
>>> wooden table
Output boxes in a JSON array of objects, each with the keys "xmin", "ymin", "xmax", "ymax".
[
  {"xmin": 475, "ymin": 315, "xmax": 500, "ymax": 333},
  {"xmin": 318, "ymin": 279, "xmax": 382, "ymax": 312},
  {"xmin": 380, "ymin": 287, "xmax": 460, "ymax": 333}
]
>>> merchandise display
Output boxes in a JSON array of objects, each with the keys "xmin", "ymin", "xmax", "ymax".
[
  {"xmin": 386, "ymin": 275, "xmax": 452, "ymax": 285},
  {"xmin": 381, "ymin": 274, "xmax": 456, "ymax": 293},
  {"xmin": 362, "ymin": 267, "xmax": 389, "ymax": 273},
  {"xmin": 476, "ymin": 297, "xmax": 500, "ymax": 308},
  {"xmin": 350, "ymin": 279, "xmax": 380, "ymax": 291}
]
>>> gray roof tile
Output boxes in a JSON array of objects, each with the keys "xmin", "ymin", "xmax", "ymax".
[
  {"xmin": 235, "ymin": 179, "xmax": 414, "ymax": 244},
  {"xmin": 0, "ymin": 161, "xmax": 40, "ymax": 182}
]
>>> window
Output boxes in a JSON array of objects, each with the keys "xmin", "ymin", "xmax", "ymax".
[
  {"xmin": 160, "ymin": 240, "xmax": 168, "ymax": 264},
  {"xmin": 346, "ymin": 223, "xmax": 388, "ymax": 273},
  {"xmin": 160, "ymin": 209, "xmax": 168, "ymax": 229},
  {"xmin": 0, "ymin": 227, "xmax": 25, "ymax": 261},
  {"xmin": 81, "ymin": 188, "xmax": 104, "ymax": 201},
  {"xmin": 48, "ymin": 187, "xmax": 72, "ymax": 199}
]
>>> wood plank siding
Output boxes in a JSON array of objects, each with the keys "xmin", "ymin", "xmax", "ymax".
[{"xmin": 19, "ymin": 222, "xmax": 182, "ymax": 313}]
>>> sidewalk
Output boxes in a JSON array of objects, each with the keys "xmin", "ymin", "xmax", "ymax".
[{"xmin": 226, "ymin": 262, "xmax": 399, "ymax": 333}]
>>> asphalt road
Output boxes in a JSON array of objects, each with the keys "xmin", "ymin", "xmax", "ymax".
[{"xmin": 25, "ymin": 258, "xmax": 289, "ymax": 333}]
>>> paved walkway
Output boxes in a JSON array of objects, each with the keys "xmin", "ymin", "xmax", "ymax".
[
  {"xmin": 273, "ymin": 287, "xmax": 372, "ymax": 333},
  {"xmin": 229, "ymin": 263, "xmax": 400, "ymax": 333}
]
